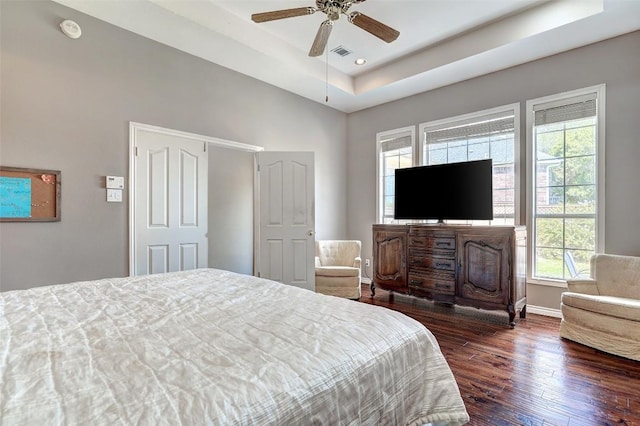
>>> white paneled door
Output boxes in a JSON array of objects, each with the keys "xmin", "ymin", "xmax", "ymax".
[
  {"xmin": 132, "ymin": 125, "xmax": 208, "ymax": 276},
  {"xmin": 256, "ymin": 152, "xmax": 315, "ymax": 291}
]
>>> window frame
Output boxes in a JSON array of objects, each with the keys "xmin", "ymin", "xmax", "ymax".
[
  {"xmin": 418, "ymin": 103, "xmax": 521, "ymax": 225},
  {"xmin": 376, "ymin": 126, "xmax": 416, "ymax": 224},
  {"xmin": 525, "ymin": 84, "xmax": 606, "ymax": 287}
]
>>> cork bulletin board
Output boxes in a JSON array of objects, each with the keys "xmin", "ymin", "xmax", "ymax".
[{"xmin": 0, "ymin": 166, "xmax": 61, "ymax": 222}]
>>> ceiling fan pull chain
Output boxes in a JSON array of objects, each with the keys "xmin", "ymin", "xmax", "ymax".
[{"xmin": 325, "ymin": 46, "xmax": 329, "ymax": 103}]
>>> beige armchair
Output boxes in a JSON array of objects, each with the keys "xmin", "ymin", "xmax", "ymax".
[
  {"xmin": 560, "ymin": 254, "xmax": 640, "ymax": 361},
  {"xmin": 315, "ymin": 240, "xmax": 362, "ymax": 299}
]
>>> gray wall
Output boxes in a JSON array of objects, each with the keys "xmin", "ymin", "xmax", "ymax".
[
  {"xmin": 208, "ymin": 146, "xmax": 254, "ymax": 275},
  {"xmin": 347, "ymin": 31, "xmax": 640, "ymax": 311},
  {"xmin": 0, "ymin": 0, "xmax": 347, "ymax": 291}
]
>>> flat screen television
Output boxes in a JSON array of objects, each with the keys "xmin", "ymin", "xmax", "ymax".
[{"xmin": 394, "ymin": 159, "xmax": 493, "ymax": 222}]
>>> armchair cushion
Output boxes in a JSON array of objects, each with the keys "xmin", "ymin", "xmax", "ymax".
[
  {"xmin": 315, "ymin": 266, "xmax": 360, "ymax": 277},
  {"xmin": 562, "ymin": 293, "xmax": 640, "ymax": 322}
]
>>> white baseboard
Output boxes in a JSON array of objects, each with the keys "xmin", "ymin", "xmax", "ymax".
[{"xmin": 527, "ymin": 304, "xmax": 562, "ymax": 318}]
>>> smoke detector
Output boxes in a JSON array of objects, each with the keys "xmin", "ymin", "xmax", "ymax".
[{"xmin": 60, "ymin": 20, "xmax": 82, "ymax": 39}]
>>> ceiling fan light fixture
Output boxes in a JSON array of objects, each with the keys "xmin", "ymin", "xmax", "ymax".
[{"xmin": 327, "ymin": 7, "xmax": 340, "ymax": 21}]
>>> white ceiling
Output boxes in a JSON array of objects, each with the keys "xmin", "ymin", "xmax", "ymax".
[{"xmin": 54, "ymin": 0, "xmax": 640, "ymax": 113}]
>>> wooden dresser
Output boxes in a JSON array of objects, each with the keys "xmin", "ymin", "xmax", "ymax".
[{"xmin": 372, "ymin": 224, "xmax": 527, "ymax": 327}]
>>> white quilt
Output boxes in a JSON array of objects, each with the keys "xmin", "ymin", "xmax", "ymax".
[{"xmin": 0, "ymin": 269, "xmax": 469, "ymax": 425}]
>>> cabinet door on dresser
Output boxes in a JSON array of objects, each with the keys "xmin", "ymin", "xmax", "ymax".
[
  {"xmin": 456, "ymin": 231, "xmax": 512, "ymax": 306},
  {"xmin": 373, "ymin": 229, "xmax": 407, "ymax": 291}
]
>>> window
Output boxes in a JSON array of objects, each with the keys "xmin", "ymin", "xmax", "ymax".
[
  {"xmin": 419, "ymin": 104, "xmax": 519, "ymax": 225},
  {"xmin": 527, "ymin": 85, "xmax": 605, "ymax": 284},
  {"xmin": 376, "ymin": 127, "xmax": 415, "ymax": 223}
]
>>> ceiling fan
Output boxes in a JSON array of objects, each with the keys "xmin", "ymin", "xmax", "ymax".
[{"xmin": 251, "ymin": 0, "xmax": 400, "ymax": 57}]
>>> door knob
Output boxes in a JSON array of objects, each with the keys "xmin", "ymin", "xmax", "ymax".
[{"xmin": 308, "ymin": 230, "xmax": 314, "ymax": 236}]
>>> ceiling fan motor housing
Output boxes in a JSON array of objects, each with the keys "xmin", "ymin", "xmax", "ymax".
[{"xmin": 316, "ymin": 0, "xmax": 365, "ymax": 19}]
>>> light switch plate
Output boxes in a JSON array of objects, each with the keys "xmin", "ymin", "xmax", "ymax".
[
  {"xmin": 106, "ymin": 176, "xmax": 124, "ymax": 189},
  {"xmin": 107, "ymin": 189, "xmax": 122, "ymax": 202}
]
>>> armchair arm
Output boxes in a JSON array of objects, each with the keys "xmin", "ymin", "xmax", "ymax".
[
  {"xmin": 566, "ymin": 278, "xmax": 599, "ymax": 295},
  {"xmin": 315, "ymin": 256, "xmax": 321, "ymax": 267},
  {"xmin": 353, "ymin": 256, "xmax": 362, "ymax": 269}
]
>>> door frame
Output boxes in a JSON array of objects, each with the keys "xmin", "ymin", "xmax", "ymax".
[{"xmin": 129, "ymin": 122, "xmax": 263, "ymax": 276}]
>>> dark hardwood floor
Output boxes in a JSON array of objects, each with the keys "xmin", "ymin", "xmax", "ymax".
[{"xmin": 358, "ymin": 284, "xmax": 640, "ymax": 426}]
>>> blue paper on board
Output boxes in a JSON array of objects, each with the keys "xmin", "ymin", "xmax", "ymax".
[{"xmin": 0, "ymin": 177, "xmax": 32, "ymax": 218}]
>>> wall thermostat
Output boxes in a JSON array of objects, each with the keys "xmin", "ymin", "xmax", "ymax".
[{"xmin": 106, "ymin": 176, "xmax": 124, "ymax": 189}]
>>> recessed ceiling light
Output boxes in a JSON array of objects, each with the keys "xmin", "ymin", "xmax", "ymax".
[{"xmin": 354, "ymin": 58, "xmax": 367, "ymax": 66}]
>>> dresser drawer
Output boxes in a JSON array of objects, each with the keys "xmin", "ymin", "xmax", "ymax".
[
  {"xmin": 409, "ymin": 236, "xmax": 455, "ymax": 250},
  {"xmin": 408, "ymin": 256, "xmax": 456, "ymax": 271},
  {"xmin": 408, "ymin": 272, "xmax": 455, "ymax": 294}
]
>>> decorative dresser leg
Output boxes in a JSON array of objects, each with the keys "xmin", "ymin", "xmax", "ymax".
[{"xmin": 508, "ymin": 304, "xmax": 516, "ymax": 328}]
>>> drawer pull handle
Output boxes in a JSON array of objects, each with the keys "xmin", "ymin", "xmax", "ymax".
[
  {"xmin": 435, "ymin": 283, "xmax": 450, "ymax": 289},
  {"xmin": 435, "ymin": 262, "xmax": 450, "ymax": 268},
  {"xmin": 410, "ymin": 279, "xmax": 423, "ymax": 285},
  {"xmin": 436, "ymin": 241, "xmax": 451, "ymax": 247}
]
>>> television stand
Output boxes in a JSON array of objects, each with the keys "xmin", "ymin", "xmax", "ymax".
[{"xmin": 372, "ymin": 224, "xmax": 527, "ymax": 327}]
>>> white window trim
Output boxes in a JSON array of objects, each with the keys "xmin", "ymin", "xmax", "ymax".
[
  {"xmin": 525, "ymin": 84, "xmax": 606, "ymax": 288},
  {"xmin": 418, "ymin": 103, "xmax": 521, "ymax": 224},
  {"xmin": 375, "ymin": 126, "xmax": 416, "ymax": 223}
]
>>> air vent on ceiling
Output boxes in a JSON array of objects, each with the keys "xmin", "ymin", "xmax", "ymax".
[{"xmin": 331, "ymin": 45, "xmax": 353, "ymax": 57}]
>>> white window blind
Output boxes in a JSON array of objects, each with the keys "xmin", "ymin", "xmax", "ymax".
[
  {"xmin": 380, "ymin": 135, "xmax": 412, "ymax": 152},
  {"xmin": 534, "ymin": 95, "xmax": 596, "ymax": 126},
  {"xmin": 426, "ymin": 116, "xmax": 515, "ymax": 145}
]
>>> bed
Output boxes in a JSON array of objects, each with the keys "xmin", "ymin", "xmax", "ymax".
[{"xmin": 0, "ymin": 268, "xmax": 469, "ymax": 425}]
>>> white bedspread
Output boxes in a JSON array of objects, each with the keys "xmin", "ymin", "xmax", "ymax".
[{"xmin": 0, "ymin": 268, "xmax": 469, "ymax": 425}]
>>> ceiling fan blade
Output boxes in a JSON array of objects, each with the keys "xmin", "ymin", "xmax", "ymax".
[
  {"xmin": 309, "ymin": 20, "xmax": 333, "ymax": 57},
  {"xmin": 348, "ymin": 12, "xmax": 399, "ymax": 43},
  {"xmin": 251, "ymin": 7, "xmax": 315, "ymax": 23}
]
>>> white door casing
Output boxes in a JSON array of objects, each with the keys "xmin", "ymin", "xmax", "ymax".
[
  {"xmin": 255, "ymin": 151, "xmax": 315, "ymax": 291},
  {"xmin": 130, "ymin": 123, "xmax": 208, "ymax": 275}
]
